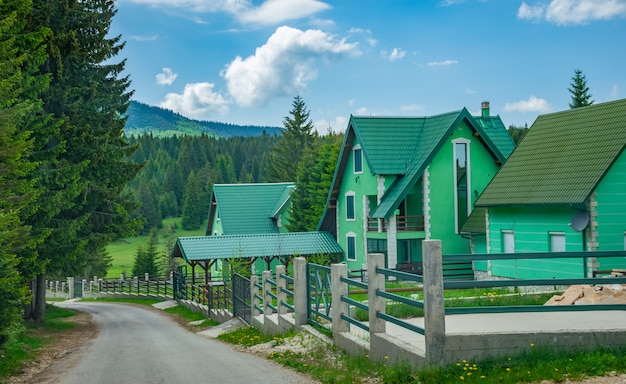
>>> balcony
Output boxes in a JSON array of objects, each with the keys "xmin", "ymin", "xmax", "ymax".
[{"xmin": 367, "ymin": 215, "xmax": 424, "ymax": 232}]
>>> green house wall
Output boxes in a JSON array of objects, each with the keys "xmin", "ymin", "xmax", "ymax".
[
  {"xmin": 483, "ymin": 149, "xmax": 626, "ymax": 279},
  {"xmin": 487, "ymin": 206, "xmax": 586, "ymax": 279},
  {"xmin": 428, "ymin": 120, "xmax": 502, "ymax": 255},
  {"xmin": 337, "ymin": 136, "xmax": 379, "ymax": 271}
]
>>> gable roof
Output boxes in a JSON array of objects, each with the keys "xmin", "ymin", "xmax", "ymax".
[
  {"xmin": 475, "ymin": 98, "xmax": 626, "ymax": 207},
  {"xmin": 318, "ymin": 108, "xmax": 514, "ymax": 229},
  {"xmin": 174, "ymin": 232, "xmax": 343, "ymax": 262},
  {"xmin": 207, "ymin": 183, "xmax": 294, "ymax": 235}
]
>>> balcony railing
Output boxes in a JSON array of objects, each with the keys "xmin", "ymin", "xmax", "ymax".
[{"xmin": 367, "ymin": 215, "xmax": 424, "ymax": 232}]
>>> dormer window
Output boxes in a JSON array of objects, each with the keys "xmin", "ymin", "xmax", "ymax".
[{"xmin": 353, "ymin": 144, "xmax": 363, "ymax": 174}]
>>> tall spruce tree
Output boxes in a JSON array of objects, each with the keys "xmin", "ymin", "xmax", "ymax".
[
  {"xmin": 0, "ymin": 0, "xmax": 46, "ymax": 343},
  {"xmin": 22, "ymin": 0, "xmax": 142, "ymax": 321},
  {"xmin": 568, "ymin": 69, "xmax": 594, "ymax": 109},
  {"xmin": 266, "ymin": 96, "xmax": 317, "ymax": 182}
]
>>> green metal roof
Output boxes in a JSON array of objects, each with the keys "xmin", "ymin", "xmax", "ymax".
[
  {"xmin": 211, "ymin": 183, "xmax": 294, "ymax": 235},
  {"xmin": 475, "ymin": 98, "xmax": 626, "ymax": 207},
  {"xmin": 370, "ymin": 109, "xmax": 514, "ymax": 219},
  {"xmin": 459, "ymin": 207, "xmax": 487, "ymax": 234},
  {"xmin": 173, "ymin": 232, "xmax": 343, "ymax": 262}
]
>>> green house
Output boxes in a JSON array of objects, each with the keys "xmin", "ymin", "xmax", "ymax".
[
  {"xmin": 207, "ymin": 182, "xmax": 295, "ymax": 236},
  {"xmin": 174, "ymin": 182, "xmax": 342, "ymax": 281},
  {"xmin": 472, "ymin": 98, "xmax": 626, "ymax": 279},
  {"xmin": 318, "ymin": 102, "xmax": 515, "ymax": 273}
]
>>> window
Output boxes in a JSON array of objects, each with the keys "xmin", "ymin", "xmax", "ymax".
[
  {"xmin": 346, "ymin": 193, "xmax": 355, "ymax": 221},
  {"xmin": 549, "ymin": 232, "xmax": 566, "ymax": 252},
  {"xmin": 353, "ymin": 145, "xmax": 363, "ymax": 174},
  {"xmin": 347, "ymin": 233, "xmax": 357, "ymax": 261},
  {"xmin": 453, "ymin": 139, "xmax": 471, "ymax": 232},
  {"xmin": 502, "ymin": 230, "xmax": 515, "ymax": 253}
]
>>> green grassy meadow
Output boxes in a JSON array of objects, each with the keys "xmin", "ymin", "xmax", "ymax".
[{"xmin": 105, "ymin": 217, "xmax": 207, "ymax": 278}]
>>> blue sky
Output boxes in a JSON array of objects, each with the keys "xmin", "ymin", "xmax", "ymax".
[{"xmin": 111, "ymin": 0, "xmax": 626, "ymax": 135}]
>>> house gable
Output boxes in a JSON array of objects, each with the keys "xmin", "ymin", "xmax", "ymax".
[{"xmin": 206, "ymin": 182, "xmax": 295, "ymax": 236}]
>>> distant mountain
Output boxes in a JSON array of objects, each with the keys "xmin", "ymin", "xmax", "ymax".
[{"xmin": 125, "ymin": 100, "xmax": 283, "ymax": 137}]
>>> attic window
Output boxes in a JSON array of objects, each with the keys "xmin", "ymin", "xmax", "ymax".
[{"xmin": 353, "ymin": 145, "xmax": 363, "ymax": 174}]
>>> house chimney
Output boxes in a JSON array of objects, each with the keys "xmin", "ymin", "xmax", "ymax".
[{"xmin": 481, "ymin": 101, "xmax": 490, "ymax": 118}]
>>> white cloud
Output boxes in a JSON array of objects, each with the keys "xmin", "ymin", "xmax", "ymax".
[
  {"xmin": 314, "ymin": 115, "xmax": 348, "ymax": 135},
  {"xmin": 156, "ymin": 68, "xmax": 178, "ymax": 85},
  {"xmin": 427, "ymin": 59, "xmax": 458, "ymax": 66},
  {"xmin": 517, "ymin": 1, "xmax": 545, "ymax": 20},
  {"xmin": 382, "ymin": 48, "xmax": 406, "ymax": 61},
  {"xmin": 611, "ymin": 84, "xmax": 619, "ymax": 97},
  {"xmin": 237, "ymin": 0, "xmax": 331, "ymax": 24},
  {"xmin": 354, "ymin": 107, "xmax": 369, "ymax": 115},
  {"xmin": 159, "ymin": 82, "xmax": 229, "ymax": 119},
  {"xmin": 129, "ymin": 35, "xmax": 158, "ymax": 42},
  {"xmin": 439, "ymin": 0, "xmax": 465, "ymax": 5},
  {"xmin": 518, "ymin": 0, "xmax": 626, "ymax": 25},
  {"xmin": 125, "ymin": 0, "xmax": 330, "ymax": 25},
  {"xmin": 504, "ymin": 95, "xmax": 552, "ymax": 113},
  {"xmin": 222, "ymin": 26, "xmax": 360, "ymax": 108}
]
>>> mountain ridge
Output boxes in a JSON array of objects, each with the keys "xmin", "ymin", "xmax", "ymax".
[{"xmin": 125, "ymin": 100, "xmax": 284, "ymax": 137}]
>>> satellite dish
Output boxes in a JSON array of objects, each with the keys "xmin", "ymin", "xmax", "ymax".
[{"xmin": 570, "ymin": 211, "xmax": 589, "ymax": 232}]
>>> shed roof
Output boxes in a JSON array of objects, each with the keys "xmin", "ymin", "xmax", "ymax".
[
  {"xmin": 173, "ymin": 232, "xmax": 343, "ymax": 262},
  {"xmin": 208, "ymin": 182, "xmax": 294, "ymax": 235},
  {"xmin": 475, "ymin": 98, "xmax": 626, "ymax": 207}
]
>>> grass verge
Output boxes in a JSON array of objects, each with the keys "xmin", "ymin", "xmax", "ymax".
[
  {"xmin": 0, "ymin": 305, "xmax": 77, "ymax": 380},
  {"xmin": 217, "ymin": 326, "xmax": 626, "ymax": 384}
]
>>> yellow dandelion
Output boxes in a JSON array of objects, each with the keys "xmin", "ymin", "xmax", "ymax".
[
  {"xmin": 384, "ymin": 355, "xmax": 389, "ymax": 359},
  {"xmin": 456, "ymin": 363, "xmax": 462, "ymax": 366},
  {"xmin": 506, "ymin": 368, "xmax": 511, "ymax": 372},
  {"xmin": 555, "ymin": 368, "xmax": 559, "ymax": 372},
  {"xmin": 530, "ymin": 343, "xmax": 535, "ymax": 347},
  {"xmin": 459, "ymin": 376, "xmax": 464, "ymax": 380},
  {"xmin": 480, "ymin": 375, "xmax": 486, "ymax": 379}
]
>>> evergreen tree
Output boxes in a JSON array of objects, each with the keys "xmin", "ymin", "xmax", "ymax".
[
  {"xmin": 0, "ymin": 0, "xmax": 44, "ymax": 344},
  {"xmin": 131, "ymin": 228, "xmax": 159, "ymax": 277},
  {"xmin": 22, "ymin": 0, "xmax": 142, "ymax": 321},
  {"xmin": 181, "ymin": 171, "xmax": 205, "ymax": 230},
  {"xmin": 266, "ymin": 96, "xmax": 317, "ymax": 182},
  {"xmin": 287, "ymin": 133, "xmax": 341, "ymax": 232},
  {"xmin": 507, "ymin": 124, "xmax": 529, "ymax": 145},
  {"xmin": 568, "ymin": 69, "xmax": 594, "ymax": 109}
]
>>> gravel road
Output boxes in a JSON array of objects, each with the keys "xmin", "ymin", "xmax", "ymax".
[{"xmin": 39, "ymin": 301, "xmax": 317, "ymax": 384}]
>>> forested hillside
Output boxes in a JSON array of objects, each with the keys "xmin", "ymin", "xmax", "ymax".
[
  {"xmin": 126, "ymin": 133, "xmax": 282, "ymax": 233},
  {"xmin": 125, "ymin": 101, "xmax": 284, "ymax": 137}
]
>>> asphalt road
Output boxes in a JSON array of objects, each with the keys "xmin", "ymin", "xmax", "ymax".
[{"xmin": 43, "ymin": 301, "xmax": 316, "ymax": 384}]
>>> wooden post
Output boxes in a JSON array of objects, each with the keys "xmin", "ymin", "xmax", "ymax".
[{"xmin": 423, "ymin": 240, "xmax": 445, "ymax": 366}]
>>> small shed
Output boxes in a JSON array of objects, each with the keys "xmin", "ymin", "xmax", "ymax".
[{"xmin": 173, "ymin": 231, "xmax": 343, "ymax": 283}]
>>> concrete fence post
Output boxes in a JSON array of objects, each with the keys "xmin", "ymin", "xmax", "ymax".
[
  {"xmin": 145, "ymin": 273, "xmax": 149, "ymax": 281},
  {"xmin": 262, "ymin": 270, "xmax": 273, "ymax": 318},
  {"xmin": 68, "ymin": 277, "xmax": 74, "ymax": 299},
  {"xmin": 133, "ymin": 276, "xmax": 139, "ymax": 293},
  {"xmin": 61, "ymin": 282, "xmax": 66, "ymax": 296},
  {"xmin": 120, "ymin": 274, "xmax": 124, "ymax": 282},
  {"xmin": 331, "ymin": 263, "xmax": 349, "ymax": 333},
  {"xmin": 293, "ymin": 257, "xmax": 307, "ymax": 326},
  {"xmin": 276, "ymin": 265, "xmax": 287, "ymax": 315},
  {"xmin": 251, "ymin": 275, "xmax": 260, "ymax": 316},
  {"xmin": 423, "ymin": 239, "xmax": 445, "ymax": 366},
  {"xmin": 55, "ymin": 281, "xmax": 59, "ymax": 294},
  {"xmin": 82, "ymin": 279, "xmax": 87, "ymax": 297},
  {"xmin": 367, "ymin": 253, "xmax": 386, "ymax": 334},
  {"xmin": 98, "ymin": 279, "xmax": 103, "ymax": 292}
]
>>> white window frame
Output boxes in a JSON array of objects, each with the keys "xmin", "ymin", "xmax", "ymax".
[
  {"xmin": 502, "ymin": 230, "xmax": 515, "ymax": 253},
  {"xmin": 346, "ymin": 232, "xmax": 357, "ymax": 261},
  {"xmin": 353, "ymin": 144, "xmax": 363, "ymax": 174},
  {"xmin": 345, "ymin": 192, "xmax": 356, "ymax": 221},
  {"xmin": 452, "ymin": 138, "xmax": 472, "ymax": 233},
  {"xmin": 549, "ymin": 232, "xmax": 566, "ymax": 252}
]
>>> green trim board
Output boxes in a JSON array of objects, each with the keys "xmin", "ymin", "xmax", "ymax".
[
  {"xmin": 476, "ymin": 98, "xmax": 626, "ymax": 207},
  {"xmin": 173, "ymin": 232, "xmax": 343, "ymax": 262}
]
